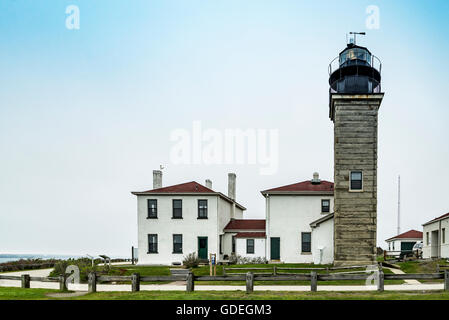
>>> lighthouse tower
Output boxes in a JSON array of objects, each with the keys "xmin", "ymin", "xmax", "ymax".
[{"xmin": 329, "ymin": 38, "xmax": 384, "ymax": 266}]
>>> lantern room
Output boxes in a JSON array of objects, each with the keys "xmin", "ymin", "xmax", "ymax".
[{"xmin": 328, "ymin": 43, "xmax": 382, "ymax": 94}]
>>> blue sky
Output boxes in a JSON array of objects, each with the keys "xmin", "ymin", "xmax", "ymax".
[{"xmin": 1, "ymin": 0, "xmax": 448, "ymax": 256}]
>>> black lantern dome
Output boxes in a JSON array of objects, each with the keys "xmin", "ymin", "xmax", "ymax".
[{"xmin": 329, "ymin": 43, "xmax": 381, "ymax": 94}]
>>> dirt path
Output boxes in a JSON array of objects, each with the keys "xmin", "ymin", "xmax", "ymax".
[{"xmin": 384, "ymin": 267, "xmax": 421, "ymax": 284}]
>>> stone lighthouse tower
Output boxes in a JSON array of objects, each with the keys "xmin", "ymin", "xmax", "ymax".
[{"xmin": 329, "ymin": 39, "xmax": 384, "ymax": 266}]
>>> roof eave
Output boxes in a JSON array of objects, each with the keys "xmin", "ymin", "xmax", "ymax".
[
  {"xmin": 131, "ymin": 191, "xmax": 246, "ymax": 210},
  {"xmin": 224, "ymin": 229, "xmax": 266, "ymax": 232},
  {"xmin": 261, "ymin": 191, "xmax": 334, "ymax": 196},
  {"xmin": 385, "ymin": 237, "xmax": 422, "ymax": 242},
  {"xmin": 310, "ymin": 213, "xmax": 334, "ymax": 228},
  {"xmin": 422, "ymin": 217, "xmax": 448, "ymax": 226}
]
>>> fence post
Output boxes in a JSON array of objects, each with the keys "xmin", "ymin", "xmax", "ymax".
[
  {"xmin": 223, "ymin": 268, "xmax": 226, "ymax": 276},
  {"xmin": 59, "ymin": 275, "xmax": 67, "ymax": 291},
  {"xmin": 310, "ymin": 271, "xmax": 317, "ymax": 292},
  {"xmin": 246, "ymin": 272, "xmax": 254, "ymax": 294},
  {"xmin": 273, "ymin": 266, "xmax": 277, "ymax": 276},
  {"xmin": 131, "ymin": 246, "xmax": 135, "ymax": 265},
  {"xmin": 21, "ymin": 274, "xmax": 30, "ymax": 289},
  {"xmin": 444, "ymin": 270, "xmax": 449, "ymax": 292},
  {"xmin": 436, "ymin": 264, "xmax": 440, "ymax": 273},
  {"xmin": 377, "ymin": 271, "xmax": 384, "ymax": 292},
  {"xmin": 186, "ymin": 271, "xmax": 195, "ymax": 292},
  {"xmin": 88, "ymin": 272, "xmax": 97, "ymax": 293},
  {"xmin": 131, "ymin": 273, "xmax": 140, "ymax": 292}
]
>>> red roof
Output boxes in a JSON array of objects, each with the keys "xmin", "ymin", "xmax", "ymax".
[
  {"xmin": 138, "ymin": 181, "xmax": 214, "ymax": 193},
  {"xmin": 224, "ymin": 219, "xmax": 266, "ymax": 231},
  {"xmin": 235, "ymin": 232, "xmax": 266, "ymax": 238},
  {"xmin": 261, "ymin": 180, "xmax": 334, "ymax": 194},
  {"xmin": 423, "ymin": 212, "xmax": 449, "ymax": 226},
  {"xmin": 386, "ymin": 229, "xmax": 423, "ymax": 241}
]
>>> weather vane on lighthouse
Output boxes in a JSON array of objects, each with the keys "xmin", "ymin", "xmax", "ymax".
[{"xmin": 348, "ymin": 31, "xmax": 366, "ymax": 45}]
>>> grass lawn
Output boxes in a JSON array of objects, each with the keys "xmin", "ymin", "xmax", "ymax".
[
  {"xmin": 396, "ymin": 259, "xmax": 449, "ymax": 283},
  {"xmin": 1, "ymin": 287, "xmax": 449, "ymax": 300}
]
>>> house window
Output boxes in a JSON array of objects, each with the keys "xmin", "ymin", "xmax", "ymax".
[
  {"xmin": 443, "ymin": 229, "xmax": 446, "ymax": 244},
  {"xmin": 232, "ymin": 236, "xmax": 236, "ymax": 253},
  {"xmin": 148, "ymin": 234, "xmax": 158, "ymax": 253},
  {"xmin": 198, "ymin": 200, "xmax": 208, "ymax": 219},
  {"xmin": 426, "ymin": 232, "xmax": 429, "ymax": 245},
  {"xmin": 173, "ymin": 234, "xmax": 183, "ymax": 254},
  {"xmin": 301, "ymin": 232, "xmax": 311, "ymax": 253},
  {"xmin": 247, "ymin": 239, "xmax": 255, "ymax": 254},
  {"xmin": 392, "ymin": 242, "xmax": 395, "ymax": 250},
  {"xmin": 350, "ymin": 171, "xmax": 363, "ymax": 190},
  {"xmin": 172, "ymin": 200, "xmax": 182, "ymax": 218},
  {"xmin": 147, "ymin": 199, "xmax": 157, "ymax": 218},
  {"xmin": 219, "ymin": 235, "xmax": 223, "ymax": 254},
  {"xmin": 321, "ymin": 199, "xmax": 330, "ymax": 213},
  {"xmin": 388, "ymin": 242, "xmax": 391, "ymax": 251}
]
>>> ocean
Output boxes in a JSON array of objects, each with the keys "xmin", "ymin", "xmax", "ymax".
[{"xmin": 0, "ymin": 255, "xmax": 83, "ymax": 264}]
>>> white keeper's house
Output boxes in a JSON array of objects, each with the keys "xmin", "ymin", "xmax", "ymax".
[
  {"xmin": 132, "ymin": 170, "xmax": 337, "ymax": 265},
  {"xmin": 422, "ymin": 212, "xmax": 449, "ymax": 259},
  {"xmin": 261, "ymin": 173, "xmax": 335, "ymax": 264},
  {"xmin": 132, "ymin": 170, "xmax": 266, "ymax": 265}
]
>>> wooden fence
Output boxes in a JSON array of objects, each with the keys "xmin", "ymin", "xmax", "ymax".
[
  {"xmin": 222, "ymin": 264, "xmax": 374, "ymax": 276},
  {"xmin": 2, "ymin": 270, "xmax": 449, "ymax": 293}
]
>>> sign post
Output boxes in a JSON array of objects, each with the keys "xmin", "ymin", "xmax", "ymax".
[{"xmin": 209, "ymin": 253, "xmax": 216, "ymax": 276}]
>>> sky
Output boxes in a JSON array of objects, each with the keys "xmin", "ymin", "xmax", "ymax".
[{"xmin": 1, "ymin": 0, "xmax": 448, "ymax": 257}]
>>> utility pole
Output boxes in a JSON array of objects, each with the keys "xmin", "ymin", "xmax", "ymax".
[{"xmin": 397, "ymin": 175, "xmax": 401, "ymax": 235}]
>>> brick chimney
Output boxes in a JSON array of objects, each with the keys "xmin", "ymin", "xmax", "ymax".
[
  {"xmin": 228, "ymin": 173, "xmax": 236, "ymax": 200},
  {"xmin": 153, "ymin": 170, "xmax": 162, "ymax": 189}
]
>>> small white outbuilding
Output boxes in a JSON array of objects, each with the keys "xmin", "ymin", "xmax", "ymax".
[
  {"xmin": 385, "ymin": 230, "xmax": 423, "ymax": 258},
  {"xmin": 310, "ymin": 213, "xmax": 334, "ymax": 265},
  {"xmin": 422, "ymin": 212, "xmax": 449, "ymax": 259}
]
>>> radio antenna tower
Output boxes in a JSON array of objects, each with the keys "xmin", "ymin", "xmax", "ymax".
[{"xmin": 397, "ymin": 175, "xmax": 401, "ymax": 235}]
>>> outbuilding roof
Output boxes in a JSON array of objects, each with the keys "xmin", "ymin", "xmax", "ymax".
[
  {"xmin": 385, "ymin": 229, "xmax": 423, "ymax": 242},
  {"xmin": 310, "ymin": 213, "xmax": 334, "ymax": 228},
  {"xmin": 224, "ymin": 219, "xmax": 266, "ymax": 231},
  {"xmin": 422, "ymin": 212, "xmax": 449, "ymax": 226},
  {"xmin": 261, "ymin": 180, "xmax": 334, "ymax": 196},
  {"xmin": 235, "ymin": 232, "xmax": 266, "ymax": 238}
]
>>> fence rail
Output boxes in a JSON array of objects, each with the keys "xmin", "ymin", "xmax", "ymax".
[
  {"xmin": 222, "ymin": 264, "xmax": 373, "ymax": 276},
  {"xmin": 1, "ymin": 270, "xmax": 449, "ymax": 293}
]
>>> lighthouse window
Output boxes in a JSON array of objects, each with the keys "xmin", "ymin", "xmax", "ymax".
[{"xmin": 350, "ymin": 171, "xmax": 363, "ymax": 190}]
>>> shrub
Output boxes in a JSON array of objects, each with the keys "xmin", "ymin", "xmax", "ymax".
[
  {"xmin": 228, "ymin": 254, "xmax": 267, "ymax": 265},
  {"xmin": 50, "ymin": 258, "xmax": 101, "ymax": 283},
  {"xmin": 236, "ymin": 255, "xmax": 267, "ymax": 265},
  {"xmin": 182, "ymin": 253, "xmax": 199, "ymax": 268},
  {"xmin": 229, "ymin": 253, "xmax": 238, "ymax": 265}
]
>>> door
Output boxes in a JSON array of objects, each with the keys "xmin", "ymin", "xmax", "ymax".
[
  {"xmin": 400, "ymin": 242, "xmax": 415, "ymax": 253},
  {"xmin": 198, "ymin": 237, "xmax": 208, "ymax": 260},
  {"xmin": 270, "ymin": 237, "xmax": 280, "ymax": 260},
  {"xmin": 431, "ymin": 231, "xmax": 439, "ymax": 258}
]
